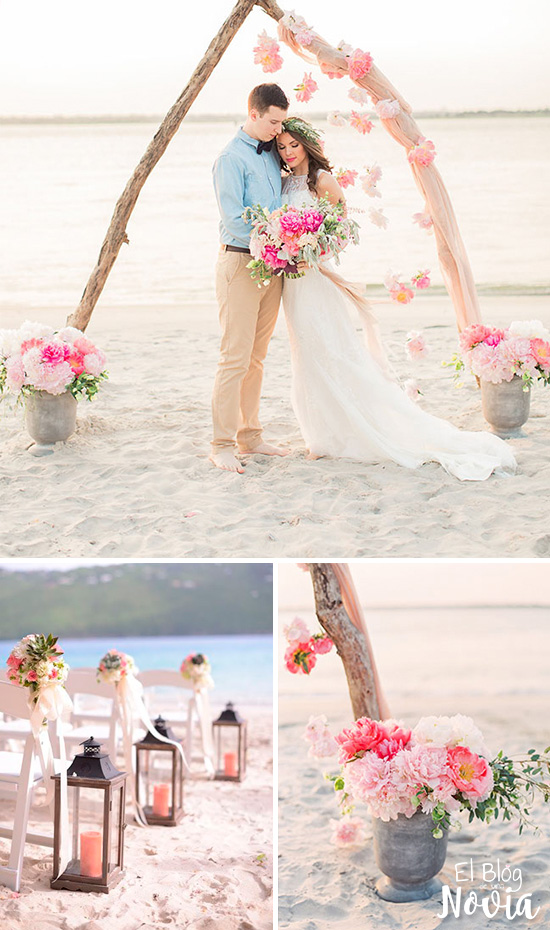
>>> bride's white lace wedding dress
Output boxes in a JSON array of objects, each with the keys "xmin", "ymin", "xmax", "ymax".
[{"xmin": 281, "ymin": 172, "xmax": 516, "ymax": 480}]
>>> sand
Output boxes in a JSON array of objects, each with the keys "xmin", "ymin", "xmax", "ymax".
[
  {"xmin": 0, "ymin": 707, "xmax": 272, "ymax": 930},
  {"xmin": 1, "ymin": 294, "xmax": 549, "ymax": 558},
  {"xmin": 278, "ymin": 607, "xmax": 550, "ymax": 930}
]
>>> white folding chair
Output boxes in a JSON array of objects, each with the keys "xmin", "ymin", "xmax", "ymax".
[
  {"xmin": 0, "ymin": 669, "xmax": 33, "ymax": 748},
  {"xmin": 63, "ymin": 668, "xmax": 119, "ymax": 762},
  {"xmin": 0, "ymin": 681, "xmax": 57, "ymax": 892},
  {"xmin": 137, "ymin": 670, "xmax": 214, "ymax": 771}
]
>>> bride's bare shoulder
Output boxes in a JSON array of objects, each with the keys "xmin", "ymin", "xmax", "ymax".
[{"xmin": 315, "ymin": 170, "xmax": 345, "ymax": 206}]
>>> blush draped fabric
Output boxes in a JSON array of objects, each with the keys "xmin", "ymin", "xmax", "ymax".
[{"xmin": 277, "ymin": 20, "xmax": 481, "ymax": 331}]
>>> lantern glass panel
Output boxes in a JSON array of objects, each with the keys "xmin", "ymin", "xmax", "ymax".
[
  {"xmin": 67, "ymin": 784, "xmax": 106, "ymax": 878},
  {"xmin": 110, "ymin": 784, "xmax": 124, "ymax": 870},
  {"xmin": 138, "ymin": 748, "xmax": 175, "ymax": 818},
  {"xmin": 216, "ymin": 726, "xmax": 240, "ymax": 777}
]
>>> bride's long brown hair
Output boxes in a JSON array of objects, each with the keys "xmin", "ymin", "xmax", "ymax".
[{"xmin": 279, "ymin": 120, "xmax": 333, "ymax": 194}]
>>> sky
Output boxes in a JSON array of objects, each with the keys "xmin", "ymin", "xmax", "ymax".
[
  {"xmin": 278, "ymin": 561, "xmax": 550, "ymax": 608},
  {"xmin": 1, "ymin": 0, "xmax": 549, "ymax": 117}
]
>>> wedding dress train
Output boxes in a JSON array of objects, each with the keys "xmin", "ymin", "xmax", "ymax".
[{"xmin": 281, "ymin": 173, "xmax": 516, "ymax": 481}]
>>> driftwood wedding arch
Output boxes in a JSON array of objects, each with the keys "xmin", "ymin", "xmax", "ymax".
[
  {"xmin": 68, "ymin": 0, "xmax": 481, "ymax": 332},
  {"xmin": 308, "ymin": 563, "xmax": 389, "ymax": 721}
]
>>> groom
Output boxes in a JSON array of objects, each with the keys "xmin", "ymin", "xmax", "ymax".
[{"xmin": 210, "ymin": 83, "xmax": 290, "ymax": 473}]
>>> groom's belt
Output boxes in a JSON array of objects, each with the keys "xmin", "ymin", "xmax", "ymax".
[{"xmin": 222, "ymin": 244, "xmax": 250, "ymax": 255}]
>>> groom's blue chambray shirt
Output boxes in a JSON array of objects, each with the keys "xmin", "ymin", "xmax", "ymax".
[{"xmin": 213, "ymin": 129, "xmax": 282, "ymax": 248}]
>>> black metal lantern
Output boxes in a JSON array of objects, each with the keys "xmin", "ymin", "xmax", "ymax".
[
  {"xmin": 134, "ymin": 716, "xmax": 184, "ymax": 826},
  {"xmin": 213, "ymin": 703, "xmax": 247, "ymax": 782},
  {"xmin": 51, "ymin": 736, "xmax": 127, "ymax": 893}
]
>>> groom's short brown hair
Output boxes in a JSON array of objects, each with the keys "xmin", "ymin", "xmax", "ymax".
[{"xmin": 248, "ymin": 83, "xmax": 289, "ymax": 115}]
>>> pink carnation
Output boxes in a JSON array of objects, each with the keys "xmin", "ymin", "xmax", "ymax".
[
  {"xmin": 348, "ymin": 49, "xmax": 373, "ymax": 81},
  {"xmin": 407, "ymin": 138, "xmax": 436, "ymax": 168},
  {"xmin": 447, "ymin": 746, "xmax": 493, "ymax": 801}
]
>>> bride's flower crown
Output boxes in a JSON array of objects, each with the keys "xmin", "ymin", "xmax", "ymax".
[{"xmin": 282, "ymin": 117, "xmax": 322, "ymax": 146}]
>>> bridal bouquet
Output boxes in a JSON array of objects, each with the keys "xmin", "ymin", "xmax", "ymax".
[
  {"xmin": 0, "ymin": 321, "xmax": 108, "ymax": 402},
  {"xmin": 97, "ymin": 649, "xmax": 138, "ymax": 684},
  {"xmin": 180, "ymin": 652, "xmax": 214, "ymax": 690},
  {"xmin": 333, "ymin": 714, "xmax": 550, "ymax": 837},
  {"xmin": 448, "ymin": 321, "xmax": 550, "ymax": 389},
  {"xmin": 243, "ymin": 199, "xmax": 360, "ymax": 285},
  {"xmin": 6, "ymin": 634, "xmax": 69, "ymax": 697}
]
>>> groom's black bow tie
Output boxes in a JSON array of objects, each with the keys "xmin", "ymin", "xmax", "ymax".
[{"xmin": 256, "ymin": 139, "xmax": 274, "ymax": 154}]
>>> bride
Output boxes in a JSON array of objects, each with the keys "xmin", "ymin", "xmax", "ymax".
[{"xmin": 277, "ymin": 117, "xmax": 516, "ymax": 481}]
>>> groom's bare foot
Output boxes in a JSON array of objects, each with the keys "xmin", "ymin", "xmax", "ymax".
[
  {"xmin": 209, "ymin": 452, "xmax": 245, "ymax": 474},
  {"xmin": 239, "ymin": 442, "xmax": 290, "ymax": 457}
]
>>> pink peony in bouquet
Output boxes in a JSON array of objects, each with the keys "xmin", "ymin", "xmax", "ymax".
[
  {"xmin": 0, "ymin": 321, "xmax": 108, "ymax": 402},
  {"xmin": 448, "ymin": 320, "xmax": 550, "ymax": 389},
  {"xmin": 243, "ymin": 199, "xmax": 360, "ymax": 285},
  {"xmin": 334, "ymin": 713, "xmax": 550, "ymax": 838}
]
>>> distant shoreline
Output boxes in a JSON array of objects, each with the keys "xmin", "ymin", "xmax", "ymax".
[{"xmin": 1, "ymin": 109, "xmax": 549, "ymax": 125}]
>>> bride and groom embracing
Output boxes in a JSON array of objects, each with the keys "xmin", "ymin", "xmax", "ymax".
[{"xmin": 209, "ymin": 83, "xmax": 516, "ymax": 481}]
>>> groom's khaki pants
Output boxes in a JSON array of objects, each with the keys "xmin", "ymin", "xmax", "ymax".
[{"xmin": 211, "ymin": 248, "xmax": 282, "ymax": 453}]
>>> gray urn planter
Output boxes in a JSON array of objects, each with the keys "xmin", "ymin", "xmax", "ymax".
[
  {"xmin": 372, "ymin": 811, "xmax": 449, "ymax": 902},
  {"xmin": 480, "ymin": 375, "xmax": 530, "ymax": 437},
  {"xmin": 25, "ymin": 390, "xmax": 77, "ymax": 456}
]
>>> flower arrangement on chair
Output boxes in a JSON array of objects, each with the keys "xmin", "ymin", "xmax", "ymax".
[{"xmin": 179, "ymin": 653, "xmax": 214, "ymax": 690}]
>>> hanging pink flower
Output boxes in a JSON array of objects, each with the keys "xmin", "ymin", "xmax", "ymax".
[
  {"xmin": 348, "ymin": 48, "xmax": 373, "ymax": 81},
  {"xmin": 390, "ymin": 283, "xmax": 415, "ymax": 305},
  {"xmin": 350, "ymin": 111, "xmax": 374, "ymax": 135},
  {"xmin": 335, "ymin": 168, "xmax": 358, "ymax": 188},
  {"xmin": 375, "ymin": 98, "xmax": 401, "ymax": 119},
  {"xmin": 368, "ymin": 207, "xmax": 388, "ymax": 229},
  {"xmin": 407, "ymin": 138, "xmax": 436, "ymax": 168},
  {"xmin": 348, "ymin": 87, "xmax": 371, "ymax": 106},
  {"xmin": 404, "ymin": 379, "xmax": 422, "ymax": 401},
  {"xmin": 294, "ymin": 73, "xmax": 318, "ymax": 103},
  {"xmin": 253, "ymin": 31, "xmax": 283, "ymax": 73},
  {"xmin": 327, "ymin": 111, "xmax": 347, "ymax": 127},
  {"xmin": 311, "ymin": 634, "xmax": 333, "ymax": 655},
  {"xmin": 412, "ymin": 269, "xmax": 431, "ymax": 289},
  {"xmin": 284, "ymin": 641, "xmax": 317, "ymax": 675},
  {"xmin": 280, "ymin": 12, "xmax": 315, "ymax": 46},
  {"xmin": 412, "ymin": 211, "xmax": 434, "ymax": 232},
  {"xmin": 336, "ymin": 39, "xmax": 353, "ymax": 56},
  {"xmin": 406, "ymin": 331, "xmax": 430, "ymax": 359}
]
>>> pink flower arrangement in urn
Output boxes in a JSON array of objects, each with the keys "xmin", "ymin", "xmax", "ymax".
[{"xmin": 449, "ymin": 320, "xmax": 550, "ymax": 389}]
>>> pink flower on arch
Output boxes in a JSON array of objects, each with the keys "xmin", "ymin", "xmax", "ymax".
[
  {"xmin": 412, "ymin": 211, "xmax": 434, "ymax": 232},
  {"xmin": 348, "ymin": 49, "xmax": 373, "ymax": 82},
  {"xmin": 350, "ymin": 111, "xmax": 374, "ymax": 135},
  {"xmin": 407, "ymin": 138, "xmax": 436, "ymax": 168},
  {"xmin": 294, "ymin": 73, "xmax": 318, "ymax": 103},
  {"xmin": 348, "ymin": 87, "xmax": 371, "ymax": 106},
  {"xmin": 327, "ymin": 111, "xmax": 347, "ymax": 127},
  {"xmin": 311, "ymin": 634, "xmax": 333, "ymax": 655},
  {"xmin": 375, "ymin": 98, "xmax": 401, "ymax": 119},
  {"xmin": 320, "ymin": 61, "xmax": 345, "ymax": 80},
  {"xmin": 412, "ymin": 269, "xmax": 431, "ymax": 290},
  {"xmin": 253, "ymin": 31, "xmax": 283, "ymax": 73},
  {"xmin": 406, "ymin": 331, "xmax": 430, "ymax": 359},
  {"xmin": 284, "ymin": 641, "xmax": 317, "ymax": 675},
  {"xmin": 388, "ymin": 282, "xmax": 415, "ymax": 305}
]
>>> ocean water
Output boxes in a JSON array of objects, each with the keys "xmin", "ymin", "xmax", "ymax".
[
  {"xmin": 0, "ymin": 633, "xmax": 272, "ymax": 707},
  {"xmin": 1, "ymin": 116, "xmax": 548, "ymax": 316}
]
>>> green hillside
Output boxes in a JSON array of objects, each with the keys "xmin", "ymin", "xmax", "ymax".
[{"xmin": 0, "ymin": 563, "xmax": 273, "ymax": 638}]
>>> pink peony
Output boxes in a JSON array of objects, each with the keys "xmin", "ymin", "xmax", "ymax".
[
  {"xmin": 5, "ymin": 356, "xmax": 25, "ymax": 392},
  {"xmin": 279, "ymin": 211, "xmax": 306, "ymax": 237},
  {"xmin": 458, "ymin": 323, "xmax": 495, "ymax": 353},
  {"xmin": 335, "ymin": 717, "xmax": 389, "ymax": 761},
  {"xmin": 294, "ymin": 73, "xmax": 318, "ymax": 103},
  {"xmin": 253, "ymin": 32, "xmax": 283, "ymax": 73},
  {"xmin": 407, "ymin": 138, "xmax": 436, "ymax": 168},
  {"xmin": 349, "ymin": 111, "xmax": 374, "ymax": 135},
  {"xmin": 404, "ymin": 379, "xmax": 422, "ymax": 402},
  {"xmin": 20, "ymin": 337, "xmax": 45, "ymax": 354},
  {"xmin": 406, "ymin": 331, "xmax": 430, "ymax": 360},
  {"xmin": 531, "ymin": 338, "xmax": 550, "ymax": 370},
  {"xmin": 66, "ymin": 349, "xmax": 86, "ymax": 375},
  {"xmin": 284, "ymin": 641, "xmax": 317, "ymax": 675},
  {"xmin": 330, "ymin": 815, "xmax": 366, "ymax": 847},
  {"xmin": 484, "ymin": 330, "xmax": 506, "ymax": 347},
  {"xmin": 389, "ymin": 283, "xmax": 415, "ymax": 305},
  {"xmin": 41, "ymin": 342, "xmax": 69, "ymax": 365},
  {"xmin": 447, "ymin": 746, "xmax": 493, "ymax": 801},
  {"xmin": 348, "ymin": 49, "xmax": 373, "ymax": 81},
  {"xmin": 301, "ymin": 208, "xmax": 324, "ymax": 232},
  {"xmin": 262, "ymin": 244, "xmax": 288, "ymax": 270},
  {"xmin": 83, "ymin": 352, "xmax": 106, "ymax": 376},
  {"xmin": 335, "ymin": 168, "xmax": 358, "ymax": 189}
]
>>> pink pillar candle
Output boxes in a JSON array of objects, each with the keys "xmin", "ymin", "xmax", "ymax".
[
  {"xmin": 80, "ymin": 830, "xmax": 103, "ymax": 878},
  {"xmin": 224, "ymin": 752, "xmax": 238, "ymax": 777},
  {"xmin": 153, "ymin": 783, "xmax": 170, "ymax": 817}
]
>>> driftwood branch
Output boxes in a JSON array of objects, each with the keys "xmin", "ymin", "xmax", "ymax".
[
  {"xmin": 309, "ymin": 564, "xmax": 381, "ymax": 720},
  {"xmin": 67, "ymin": 0, "xmax": 260, "ymax": 331}
]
